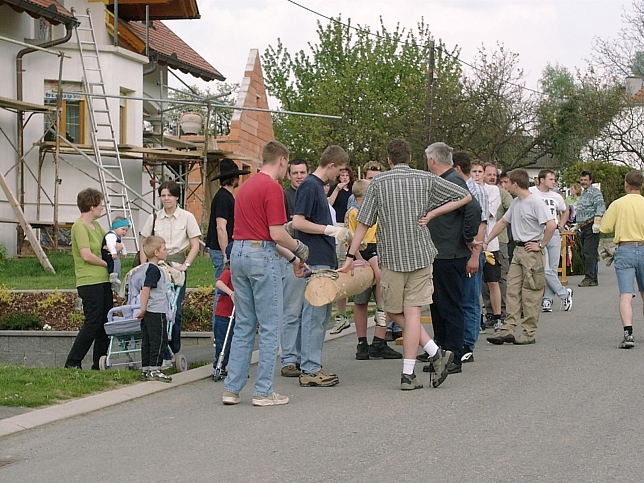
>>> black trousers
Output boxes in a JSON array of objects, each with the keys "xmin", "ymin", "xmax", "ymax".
[
  {"xmin": 430, "ymin": 257, "xmax": 467, "ymax": 364},
  {"xmin": 65, "ymin": 283, "xmax": 113, "ymax": 369},
  {"xmin": 579, "ymin": 224, "xmax": 600, "ymax": 282},
  {"xmin": 141, "ymin": 312, "xmax": 168, "ymax": 369}
]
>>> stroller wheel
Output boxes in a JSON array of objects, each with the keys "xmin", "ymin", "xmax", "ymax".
[
  {"xmin": 98, "ymin": 355, "xmax": 109, "ymax": 371},
  {"xmin": 213, "ymin": 368, "xmax": 221, "ymax": 381},
  {"xmin": 175, "ymin": 354, "xmax": 188, "ymax": 372}
]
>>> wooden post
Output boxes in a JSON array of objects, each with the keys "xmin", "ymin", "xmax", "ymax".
[{"xmin": 304, "ymin": 264, "xmax": 374, "ymax": 307}]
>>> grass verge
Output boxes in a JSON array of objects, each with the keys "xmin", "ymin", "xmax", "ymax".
[
  {"xmin": 0, "ymin": 365, "xmax": 141, "ymax": 408},
  {"xmin": 2, "ymin": 252, "xmax": 215, "ymax": 290}
]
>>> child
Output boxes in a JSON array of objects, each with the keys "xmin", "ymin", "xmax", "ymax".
[
  {"xmin": 102, "ymin": 217, "xmax": 129, "ymax": 292},
  {"xmin": 136, "ymin": 235, "xmax": 172, "ymax": 383},
  {"xmin": 213, "ymin": 243, "xmax": 235, "ymax": 379}
]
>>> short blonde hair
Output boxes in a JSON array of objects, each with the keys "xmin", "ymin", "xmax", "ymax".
[
  {"xmin": 143, "ymin": 235, "xmax": 165, "ymax": 259},
  {"xmin": 262, "ymin": 140, "xmax": 289, "ymax": 165},
  {"xmin": 352, "ymin": 179, "xmax": 369, "ymax": 199}
]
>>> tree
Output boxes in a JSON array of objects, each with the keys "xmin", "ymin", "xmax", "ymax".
[
  {"xmin": 561, "ymin": 160, "xmax": 632, "ymax": 207},
  {"xmin": 165, "ymin": 83, "xmax": 239, "ymax": 136}
]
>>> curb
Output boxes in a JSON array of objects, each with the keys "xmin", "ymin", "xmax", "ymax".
[{"xmin": 0, "ymin": 318, "xmax": 373, "ymax": 438}]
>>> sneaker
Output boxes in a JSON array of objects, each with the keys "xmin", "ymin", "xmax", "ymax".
[
  {"xmin": 147, "ymin": 370, "xmax": 172, "ymax": 383},
  {"xmin": 160, "ymin": 358, "xmax": 174, "ymax": 370},
  {"xmin": 356, "ymin": 342, "xmax": 370, "ymax": 360},
  {"xmin": 392, "ymin": 331, "xmax": 403, "ymax": 340},
  {"xmin": 140, "ymin": 370, "xmax": 149, "ymax": 381},
  {"xmin": 400, "ymin": 372, "xmax": 423, "ymax": 391},
  {"xmin": 461, "ymin": 346, "xmax": 474, "ymax": 363},
  {"xmin": 368, "ymin": 343, "xmax": 402, "ymax": 359},
  {"xmin": 487, "ymin": 332, "xmax": 516, "ymax": 345},
  {"xmin": 281, "ymin": 364, "xmax": 301, "ymax": 377},
  {"xmin": 252, "ymin": 393, "xmax": 289, "ymax": 406},
  {"xmin": 578, "ymin": 278, "xmax": 598, "ymax": 287},
  {"xmin": 384, "ymin": 330, "xmax": 394, "ymax": 342},
  {"xmin": 222, "ymin": 391, "xmax": 240, "ymax": 405},
  {"xmin": 493, "ymin": 319, "xmax": 505, "ymax": 332},
  {"xmin": 563, "ymin": 288, "xmax": 573, "ymax": 311},
  {"xmin": 619, "ymin": 331, "xmax": 634, "ymax": 349},
  {"xmin": 542, "ymin": 299, "xmax": 553, "ymax": 313},
  {"xmin": 484, "ymin": 313, "xmax": 496, "ymax": 329},
  {"xmin": 329, "ymin": 314, "xmax": 350, "ymax": 335},
  {"xmin": 447, "ymin": 362, "xmax": 462, "ymax": 374},
  {"xmin": 416, "ymin": 352, "xmax": 430, "ymax": 362},
  {"xmin": 427, "ymin": 349, "xmax": 454, "ymax": 388},
  {"xmin": 299, "ymin": 370, "xmax": 339, "ymax": 387},
  {"xmin": 375, "ymin": 308, "xmax": 386, "ymax": 327},
  {"xmin": 513, "ymin": 333, "xmax": 536, "ymax": 345}
]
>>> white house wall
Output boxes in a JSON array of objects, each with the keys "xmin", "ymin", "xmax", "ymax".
[{"xmin": 0, "ymin": 2, "xmax": 148, "ymax": 257}]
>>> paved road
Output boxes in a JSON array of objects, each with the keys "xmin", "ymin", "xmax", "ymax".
[{"xmin": 1, "ymin": 268, "xmax": 643, "ymax": 482}]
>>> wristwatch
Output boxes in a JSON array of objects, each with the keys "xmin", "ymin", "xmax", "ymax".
[
  {"xmin": 185, "ymin": 262, "xmax": 191, "ymax": 268},
  {"xmin": 538, "ymin": 242, "xmax": 542, "ymax": 249},
  {"xmin": 346, "ymin": 252, "xmax": 356, "ymax": 259}
]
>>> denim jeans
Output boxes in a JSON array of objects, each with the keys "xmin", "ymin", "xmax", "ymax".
[
  {"xmin": 209, "ymin": 248, "xmax": 225, "ymax": 332},
  {"xmin": 224, "ymin": 241, "xmax": 283, "ymax": 397},
  {"xmin": 543, "ymin": 231, "xmax": 568, "ymax": 301},
  {"xmin": 462, "ymin": 251, "xmax": 484, "ymax": 350},
  {"xmin": 300, "ymin": 264, "xmax": 332, "ymax": 374},
  {"xmin": 614, "ymin": 245, "xmax": 644, "ymax": 295},
  {"xmin": 213, "ymin": 314, "xmax": 235, "ymax": 369},
  {"xmin": 280, "ymin": 258, "xmax": 305, "ymax": 367},
  {"xmin": 164, "ymin": 271, "xmax": 186, "ymax": 360}
]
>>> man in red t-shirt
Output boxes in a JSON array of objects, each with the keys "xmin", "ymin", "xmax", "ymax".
[{"xmin": 222, "ymin": 140, "xmax": 309, "ymax": 408}]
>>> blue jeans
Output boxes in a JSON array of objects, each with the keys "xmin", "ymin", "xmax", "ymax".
[
  {"xmin": 614, "ymin": 245, "xmax": 644, "ymax": 295},
  {"xmin": 209, "ymin": 248, "xmax": 225, "ymax": 332},
  {"xmin": 281, "ymin": 258, "xmax": 305, "ymax": 367},
  {"xmin": 213, "ymin": 314, "xmax": 235, "ymax": 369},
  {"xmin": 224, "ymin": 241, "xmax": 282, "ymax": 397},
  {"xmin": 300, "ymin": 264, "xmax": 332, "ymax": 374},
  {"xmin": 462, "ymin": 251, "xmax": 484, "ymax": 350},
  {"xmin": 164, "ymin": 272, "xmax": 186, "ymax": 359},
  {"xmin": 544, "ymin": 231, "xmax": 567, "ymax": 301}
]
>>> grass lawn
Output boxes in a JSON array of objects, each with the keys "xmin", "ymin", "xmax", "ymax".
[
  {"xmin": 1, "ymin": 252, "xmax": 215, "ymax": 290},
  {"xmin": 0, "ymin": 365, "xmax": 142, "ymax": 407}
]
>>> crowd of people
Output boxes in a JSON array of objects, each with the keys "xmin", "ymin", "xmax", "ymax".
[{"xmin": 63, "ymin": 138, "xmax": 644, "ymax": 408}]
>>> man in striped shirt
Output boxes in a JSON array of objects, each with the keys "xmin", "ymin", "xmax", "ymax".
[{"xmin": 340, "ymin": 139, "xmax": 472, "ymax": 390}]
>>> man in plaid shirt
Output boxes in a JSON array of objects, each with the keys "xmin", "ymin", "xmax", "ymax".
[{"xmin": 340, "ymin": 139, "xmax": 472, "ymax": 390}]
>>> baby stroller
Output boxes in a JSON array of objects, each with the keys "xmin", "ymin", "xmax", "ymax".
[{"xmin": 99, "ymin": 262, "xmax": 186, "ymax": 372}]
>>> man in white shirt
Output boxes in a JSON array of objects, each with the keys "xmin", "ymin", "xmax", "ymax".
[{"xmin": 529, "ymin": 169, "xmax": 573, "ymax": 312}]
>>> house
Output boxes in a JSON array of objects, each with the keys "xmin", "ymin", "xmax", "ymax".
[{"xmin": 0, "ymin": 0, "xmax": 251, "ymax": 261}]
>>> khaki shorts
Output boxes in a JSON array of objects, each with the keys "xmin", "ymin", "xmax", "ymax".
[{"xmin": 380, "ymin": 265, "xmax": 433, "ymax": 314}]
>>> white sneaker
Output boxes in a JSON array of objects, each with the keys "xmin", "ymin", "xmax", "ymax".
[
  {"xmin": 375, "ymin": 308, "xmax": 386, "ymax": 327},
  {"xmin": 330, "ymin": 315, "xmax": 350, "ymax": 334},
  {"xmin": 252, "ymin": 393, "xmax": 289, "ymax": 406},
  {"xmin": 160, "ymin": 358, "xmax": 174, "ymax": 370},
  {"xmin": 563, "ymin": 288, "xmax": 573, "ymax": 311},
  {"xmin": 542, "ymin": 299, "xmax": 552, "ymax": 313}
]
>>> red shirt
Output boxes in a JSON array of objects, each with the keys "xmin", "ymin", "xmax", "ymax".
[
  {"xmin": 233, "ymin": 172, "xmax": 287, "ymax": 241},
  {"xmin": 215, "ymin": 269, "xmax": 234, "ymax": 317}
]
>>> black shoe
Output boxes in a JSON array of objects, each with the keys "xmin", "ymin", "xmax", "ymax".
[
  {"xmin": 356, "ymin": 342, "xmax": 370, "ymax": 360},
  {"xmin": 461, "ymin": 346, "xmax": 474, "ymax": 363},
  {"xmin": 487, "ymin": 332, "xmax": 515, "ymax": 345},
  {"xmin": 416, "ymin": 352, "xmax": 430, "ymax": 362},
  {"xmin": 368, "ymin": 343, "xmax": 403, "ymax": 359},
  {"xmin": 484, "ymin": 313, "xmax": 496, "ymax": 329},
  {"xmin": 447, "ymin": 362, "xmax": 462, "ymax": 374},
  {"xmin": 578, "ymin": 278, "xmax": 598, "ymax": 287},
  {"xmin": 392, "ymin": 331, "xmax": 403, "ymax": 340}
]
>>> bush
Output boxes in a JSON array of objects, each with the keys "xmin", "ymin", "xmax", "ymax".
[{"xmin": 0, "ymin": 311, "xmax": 42, "ymax": 330}]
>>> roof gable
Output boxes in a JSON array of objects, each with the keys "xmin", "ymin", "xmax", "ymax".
[{"xmin": 0, "ymin": 0, "xmax": 75, "ymax": 25}]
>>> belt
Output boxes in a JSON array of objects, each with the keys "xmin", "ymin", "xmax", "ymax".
[
  {"xmin": 618, "ymin": 241, "xmax": 644, "ymax": 247},
  {"xmin": 579, "ymin": 219, "xmax": 594, "ymax": 228},
  {"xmin": 515, "ymin": 241, "xmax": 539, "ymax": 247},
  {"xmin": 239, "ymin": 240, "xmax": 274, "ymax": 248}
]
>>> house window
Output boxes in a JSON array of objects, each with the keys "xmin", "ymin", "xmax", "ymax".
[
  {"xmin": 119, "ymin": 88, "xmax": 130, "ymax": 145},
  {"xmin": 44, "ymin": 81, "xmax": 86, "ymax": 144}
]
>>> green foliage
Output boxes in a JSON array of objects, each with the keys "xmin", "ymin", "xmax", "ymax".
[
  {"xmin": 0, "ymin": 365, "xmax": 140, "ymax": 407},
  {"xmin": 69, "ymin": 311, "xmax": 84, "ymax": 325},
  {"xmin": 36, "ymin": 289, "xmax": 65, "ymax": 312},
  {"xmin": 0, "ymin": 242, "xmax": 8, "ymax": 264},
  {"xmin": 562, "ymin": 160, "xmax": 632, "ymax": 207},
  {"xmin": 0, "ymin": 284, "xmax": 14, "ymax": 306},
  {"xmin": 0, "ymin": 311, "xmax": 42, "ymax": 330}
]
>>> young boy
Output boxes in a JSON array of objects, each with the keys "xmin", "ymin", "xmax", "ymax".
[
  {"xmin": 102, "ymin": 217, "xmax": 130, "ymax": 292},
  {"xmin": 136, "ymin": 236, "xmax": 172, "ymax": 383},
  {"xmin": 347, "ymin": 179, "xmax": 400, "ymax": 360},
  {"xmin": 213, "ymin": 243, "xmax": 234, "ymax": 378}
]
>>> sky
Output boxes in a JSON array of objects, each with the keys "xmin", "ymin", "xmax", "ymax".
[{"xmin": 169, "ymin": 0, "xmax": 631, "ymax": 103}]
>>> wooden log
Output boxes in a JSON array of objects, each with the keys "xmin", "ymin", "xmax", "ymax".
[{"xmin": 304, "ymin": 262, "xmax": 375, "ymax": 307}]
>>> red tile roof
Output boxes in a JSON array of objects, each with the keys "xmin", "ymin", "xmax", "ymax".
[
  {"xmin": 0, "ymin": 0, "xmax": 75, "ymax": 25},
  {"xmin": 124, "ymin": 20, "xmax": 224, "ymax": 82}
]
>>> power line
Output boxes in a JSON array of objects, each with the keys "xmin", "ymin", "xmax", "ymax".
[{"xmin": 285, "ymin": 0, "xmax": 544, "ymax": 95}]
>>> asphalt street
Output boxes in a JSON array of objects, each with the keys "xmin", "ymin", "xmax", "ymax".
[{"xmin": 1, "ymin": 267, "xmax": 643, "ymax": 482}]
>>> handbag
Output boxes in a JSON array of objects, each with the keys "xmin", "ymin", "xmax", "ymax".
[{"xmin": 132, "ymin": 212, "xmax": 156, "ymax": 267}]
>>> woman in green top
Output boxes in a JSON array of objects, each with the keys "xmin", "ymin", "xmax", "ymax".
[{"xmin": 64, "ymin": 188, "xmax": 113, "ymax": 370}]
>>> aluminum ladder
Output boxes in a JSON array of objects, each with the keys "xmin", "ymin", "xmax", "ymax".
[{"xmin": 72, "ymin": 8, "xmax": 138, "ymax": 251}]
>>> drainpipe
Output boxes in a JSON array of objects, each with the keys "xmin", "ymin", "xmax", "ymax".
[{"xmin": 15, "ymin": 21, "xmax": 74, "ymax": 250}]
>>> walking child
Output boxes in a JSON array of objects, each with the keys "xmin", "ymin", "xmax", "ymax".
[
  {"xmin": 102, "ymin": 217, "xmax": 130, "ymax": 292},
  {"xmin": 213, "ymin": 243, "xmax": 235, "ymax": 378},
  {"xmin": 136, "ymin": 235, "xmax": 172, "ymax": 383}
]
